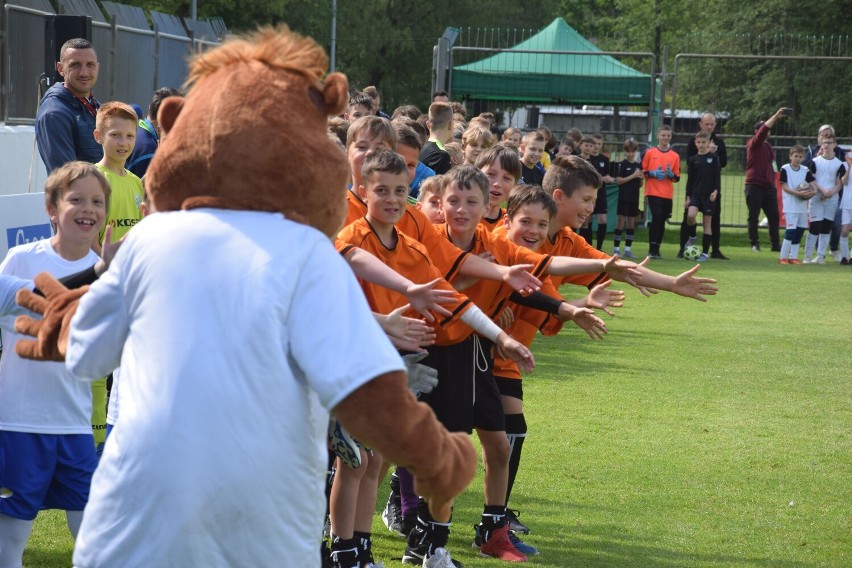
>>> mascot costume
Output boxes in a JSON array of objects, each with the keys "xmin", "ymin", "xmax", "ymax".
[{"xmin": 13, "ymin": 26, "xmax": 475, "ymax": 567}]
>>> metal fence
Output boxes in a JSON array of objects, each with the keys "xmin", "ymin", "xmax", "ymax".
[{"xmin": 1, "ymin": 0, "xmax": 222, "ymax": 124}]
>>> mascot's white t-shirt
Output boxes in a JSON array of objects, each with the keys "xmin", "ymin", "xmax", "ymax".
[
  {"xmin": 0, "ymin": 240, "xmax": 97, "ymax": 434},
  {"xmin": 68, "ymin": 209, "xmax": 404, "ymax": 567}
]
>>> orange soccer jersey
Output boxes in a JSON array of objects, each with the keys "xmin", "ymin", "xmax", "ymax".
[
  {"xmin": 478, "ymin": 208, "xmax": 505, "ymax": 232},
  {"xmin": 641, "ymin": 146, "xmax": 680, "ymax": 199},
  {"xmin": 345, "ymin": 188, "xmax": 469, "ymax": 280},
  {"xmin": 337, "ymin": 217, "xmax": 474, "ymax": 345},
  {"xmin": 438, "ymin": 224, "xmax": 552, "ymax": 320},
  {"xmin": 490, "ymin": 224, "xmax": 610, "ymax": 380}
]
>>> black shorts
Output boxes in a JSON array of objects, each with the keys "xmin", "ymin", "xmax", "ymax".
[
  {"xmin": 420, "ymin": 336, "xmax": 505, "ymax": 433},
  {"xmin": 689, "ymin": 193, "xmax": 715, "ymax": 216},
  {"xmin": 593, "ymin": 185, "xmax": 608, "ymax": 214},
  {"xmin": 617, "ymin": 200, "xmax": 640, "ymax": 217},
  {"xmin": 494, "ymin": 376, "xmax": 523, "ymax": 400}
]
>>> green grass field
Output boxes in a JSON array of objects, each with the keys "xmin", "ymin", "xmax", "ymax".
[{"xmin": 24, "ymin": 227, "xmax": 851, "ymax": 567}]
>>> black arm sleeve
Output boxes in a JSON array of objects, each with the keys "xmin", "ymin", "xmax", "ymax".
[
  {"xmin": 34, "ymin": 265, "xmax": 99, "ymax": 297},
  {"xmin": 509, "ymin": 290, "xmax": 562, "ymax": 315}
]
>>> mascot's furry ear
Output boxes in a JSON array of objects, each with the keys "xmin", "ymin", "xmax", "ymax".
[
  {"xmin": 322, "ymin": 72, "xmax": 348, "ymax": 116},
  {"xmin": 157, "ymin": 96, "xmax": 185, "ymax": 137}
]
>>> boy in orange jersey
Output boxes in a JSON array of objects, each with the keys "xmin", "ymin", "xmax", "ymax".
[
  {"xmin": 342, "ymin": 116, "xmax": 542, "ymax": 298},
  {"xmin": 642, "ymin": 124, "xmax": 681, "ymax": 258},
  {"xmin": 336, "ymin": 152, "xmax": 534, "ymax": 568},
  {"xmin": 491, "ymin": 155, "xmax": 718, "ymax": 539},
  {"xmin": 476, "ymin": 144, "xmax": 521, "ymax": 231},
  {"xmin": 415, "ymin": 175, "xmax": 446, "ymax": 224},
  {"xmin": 433, "ymin": 167, "xmax": 642, "ymax": 562}
]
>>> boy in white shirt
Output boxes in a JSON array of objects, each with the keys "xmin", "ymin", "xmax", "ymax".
[
  {"xmin": 0, "ymin": 162, "xmax": 109, "ymax": 567},
  {"xmin": 803, "ymin": 135, "xmax": 846, "ymax": 263},
  {"xmin": 839, "ymin": 152, "xmax": 852, "ymax": 264},
  {"xmin": 778, "ymin": 145, "xmax": 816, "ymax": 264}
]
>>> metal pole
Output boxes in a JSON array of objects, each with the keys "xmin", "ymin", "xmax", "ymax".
[
  {"xmin": 330, "ymin": 0, "xmax": 337, "ymax": 72},
  {"xmin": 191, "ymin": 0, "xmax": 197, "ymax": 21}
]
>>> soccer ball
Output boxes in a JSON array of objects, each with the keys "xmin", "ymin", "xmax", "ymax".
[
  {"xmin": 798, "ymin": 182, "xmax": 810, "ymax": 190},
  {"xmin": 683, "ymin": 245, "xmax": 701, "ymax": 261}
]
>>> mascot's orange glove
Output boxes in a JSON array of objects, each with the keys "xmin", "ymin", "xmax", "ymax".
[
  {"xmin": 14, "ymin": 272, "xmax": 86, "ymax": 361},
  {"xmin": 334, "ymin": 372, "xmax": 477, "ymax": 522}
]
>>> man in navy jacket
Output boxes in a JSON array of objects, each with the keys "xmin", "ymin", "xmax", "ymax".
[{"xmin": 35, "ymin": 38, "xmax": 101, "ymax": 172}]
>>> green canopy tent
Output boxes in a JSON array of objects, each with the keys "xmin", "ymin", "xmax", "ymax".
[{"xmin": 451, "ymin": 18, "xmax": 653, "ymax": 106}]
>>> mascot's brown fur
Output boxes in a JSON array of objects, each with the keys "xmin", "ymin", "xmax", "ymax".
[
  {"xmin": 148, "ymin": 27, "xmax": 350, "ymax": 237},
  {"xmin": 15, "ymin": 25, "xmax": 475, "ymax": 527}
]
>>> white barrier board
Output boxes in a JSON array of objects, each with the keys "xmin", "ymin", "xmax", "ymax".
[{"xmin": 0, "ymin": 193, "xmax": 53, "ymax": 261}]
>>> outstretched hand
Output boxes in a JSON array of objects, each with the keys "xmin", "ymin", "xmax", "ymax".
[
  {"xmin": 561, "ymin": 304, "xmax": 608, "ymax": 340},
  {"xmin": 379, "ymin": 304, "xmax": 435, "ymax": 352},
  {"xmin": 672, "ymin": 264, "xmax": 718, "ymax": 301},
  {"xmin": 633, "ymin": 257, "xmax": 660, "ymax": 297},
  {"xmin": 405, "ymin": 278, "xmax": 455, "ymax": 322},
  {"xmin": 14, "ymin": 273, "xmax": 87, "ymax": 361},
  {"xmin": 603, "ymin": 255, "xmax": 642, "ymax": 286},
  {"xmin": 502, "ymin": 264, "xmax": 541, "ymax": 296},
  {"xmin": 586, "ymin": 280, "xmax": 625, "ymax": 316}
]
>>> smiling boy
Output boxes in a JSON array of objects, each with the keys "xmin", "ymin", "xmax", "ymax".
[
  {"xmin": 476, "ymin": 144, "xmax": 521, "ymax": 230},
  {"xmin": 0, "ymin": 162, "xmax": 109, "ymax": 567},
  {"xmin": 93, "ymin": 102, "xmax": 145, "ymax": 246},
  {"xmin": 518, "ymin": 132, "xmax": 545, "ymax": 186}
]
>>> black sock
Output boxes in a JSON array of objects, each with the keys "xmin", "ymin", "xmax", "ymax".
[
  {"xmin": 596, "ymin": 224, "xmax": 607, "ymax": 250},
  {"xmin": 678, "ymin": 220, "xmax": 690, "ymax": 251},
  {"xmin": 353, "ymin": 531, "xmax": 372, "ymax": 563},
  {"xmin": 330, "ymin": 537, "xmax": 359, "ymax": 568},
  {"xmin": 480, "ymin": 504, "xmax": 507, "ymax": 541},
  {"xmin": 703, "ymin": 233, "xmax": 712, "ymax": 254},
  {"xmin": 613, "ymin": 228, "xmax": 623, "ymax": 248},
  {"xmin": 505, "ymin": 413, "xmax": 527, "ymax": 505},
  {"xmin": 626, "ymin": 229, "xmax": 634, "ymax": 248}
]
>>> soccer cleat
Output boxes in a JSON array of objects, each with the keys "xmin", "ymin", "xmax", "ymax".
[
  {"xmin": 622, "ymin": 250, "xmax": 636, "ymax": 259},
  {"xmin": 330, "ymin": 540, "xmax": 360, "ymax": 568},
  {"xmin": 477, "ymin": 524, "xmax": 527, "ymax": 562},
  {"xmin": 815, "ymin": 256, "xmax": 826, "ymax": 265},
  {"xmin": 676, "ymin": 249, "xmax": 685, "ymax": 258},
  {"xmin": 788, "ymin": 259, "xmax": 801, "ymax": 265},
  {"xmin": 802, "ymin": 257, "xmax": 814, "ymax": 264},
  {"xmin": 423, "ymin": 547, "xmax": 462, "ymax": 568},
  {"xmin": 506, "ymin": 510, "xmax": 530, "ymax": 535},
  {"xmin": 841, "ymin": 258, "xmax": 849, "ymax": 265},
  {"xmin": 508, "ymin": 531, "xmax": 539, "ymax": 556},
  {"xmin": 710, "ymin": 251, "xmax": 730, "ymax": 260},
  {"xmin": 403, "ymin": 523, "xmax": 459, "ymax": 567},
  {"xmin": 778, "ymin": 258, "xmax": 789, "ymax": 264},
  {"xmin": 697, "ymin": 253, "xmax": 709, "ymax": 262},
  {"xmin": 649, "ymin": 253, "xmax": 662, "ymax": 260},
  {"xmin": 382, "ymin": 476, "xmax": 405, "ymax": 537},
  {"xmin": 685, "ymin": 236, "xmax": 697, "ymax": 248},
  {"xmin": 329, "ymin": 418, "xmax": 361, "ymax": 469},
  {"xmin": 751, "ymin": 245, "xmax": 761, "ymax": 252}
]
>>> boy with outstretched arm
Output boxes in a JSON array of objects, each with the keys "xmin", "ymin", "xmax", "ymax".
[
  {"xmin": 343, "ymin": 116, "xmax": 542, "ymax": 297},
  {"xmin": 432, "ymin": 167, "xmax": 636, "ymax": 562},
  {"xmin": 490, "ymin": 156, "xmax": 717, "ymax": 542},
  {"xmin": 0, "ymin": 162, "xmax": 109, "ymax": 567},
  {"xmin": 337, "ymin": 152, "xmax": 535, "ymax": 567}
]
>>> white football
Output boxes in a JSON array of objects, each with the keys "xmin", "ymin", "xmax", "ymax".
[
  {"xmin": 798, "ymin": 182, "xmax": 810, "ymax": 190},
  {"xmin": 683, "ymin": 245, "xmax": 701, "ymax": 261}
]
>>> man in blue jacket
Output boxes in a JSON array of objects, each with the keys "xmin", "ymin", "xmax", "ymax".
[{"xmin": 35, "ymin": 39, "xmax": 101, "ymax": 173}]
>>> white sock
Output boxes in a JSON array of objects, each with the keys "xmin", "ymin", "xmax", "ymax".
[
  {"xmin": 66, "ymin": 510, "xmax": 84, "ymax": 539},
  {"xmin": 0, "ymin": 514, "xmax": 34, "ymax": 568},
  {"xmin": 817, "ymin": 233, "xmax": 830, "ymax": 258},
  {"xmin": 780, "ymin": 239, "xmax": 791, "ymax": 260},
  {"xmin": 841, "ymin": 237, "xmax": 849, "ymax": 260},
  {"xmin": 791, "ymin": 243, "xmax": 800, "ymax": 260},
  {"xmin": 625, "ymin": 245, "xmax": 631, "ymax": 252},
  {"xmin": 804, "ymin": 233, "xmax": 818, "ymax": 258}
]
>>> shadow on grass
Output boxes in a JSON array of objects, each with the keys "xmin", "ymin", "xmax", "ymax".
[{"xmin": 509, "ymin": 498, "xmax": 812, "ymax": 568}]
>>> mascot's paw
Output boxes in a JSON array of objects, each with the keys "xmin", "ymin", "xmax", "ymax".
[
  {"xmin": 328, "ymin": 418, "xmax": 361, "ymax": 469},
  {"xmin": 15, "ymin": 273, "xmax": 86, "ymax": 361},
  {"xmin": 403, "ymin": 352, "xmax": 438, "ymax": 396}
]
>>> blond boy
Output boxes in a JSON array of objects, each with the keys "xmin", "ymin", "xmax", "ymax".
[
  {"xmin": 518, "ymin": 131, "xmax": 545, "ymax": 186},
  {"xmin": 461, "ymin": 126, "xmax": 495, "ymax": 166}
]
